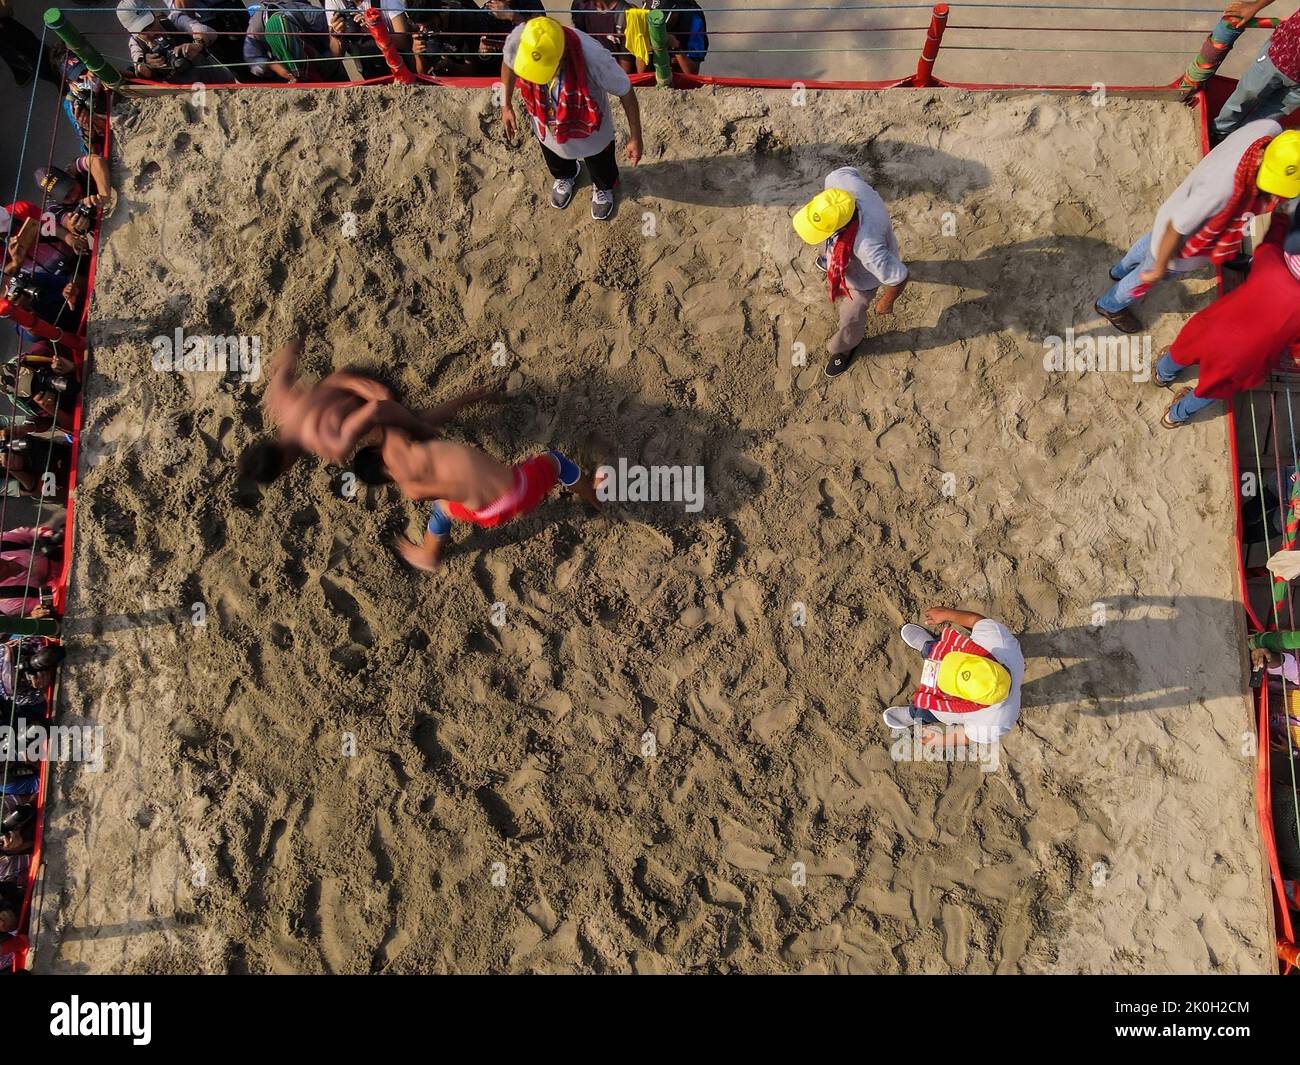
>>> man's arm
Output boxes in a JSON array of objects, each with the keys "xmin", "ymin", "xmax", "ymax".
[
  {"xmin": 389, "ymin": 11, "xmax": 412, "ymax": 52},
  {"xmin": 328, "ymin": 398, "xmax": 383, "ymax": 462},
  {"xmin": 317, "ymin": 371, "xmax": 393, "ymax": 402},
  {"xmin": 263, "ymin": 339, "xmax": 302, "ymax": 420},
  {"xmin": 923, "ymin": 606, "xmax": 986, "ymax": 630},
  {"xmin": 85, "ymin": 155, "xmax": 111, "ymax": 202},
  {"xmin": 1142, "ymin": 221, "xmax": 1185, "ymax": 283},
  {"xmin": 415, "ymin": 380, "xmax": 506, "ymax": 428},
  {"xmin": 500, "ymin": 63, "xmax": 519, "ymax": 139},
  {"xmin": 620, "ymin": 87, "xmax": 643, "ymax": 163}
]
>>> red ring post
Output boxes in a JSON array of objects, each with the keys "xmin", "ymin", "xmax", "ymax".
[
  {"xmin": 914, "ymin": 3, "xmax": 950, "ymax": 87},
  {"xmin": 363, "ymin": 7, "xmax": 416, "ymax": 84},
  {"xmin": 0, "ymin": 298, "xmax": 85, "ymax": 357}
]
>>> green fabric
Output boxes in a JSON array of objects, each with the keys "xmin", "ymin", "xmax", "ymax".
[{"xmin": 264, "ymin": 13, "xmax": 302, "ymax": 78}]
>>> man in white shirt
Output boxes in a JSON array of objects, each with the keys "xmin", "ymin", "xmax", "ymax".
[
  {"xmin": 793, "ymin": 166, "xmax": 908, "ymax": 378},
  {"xmin": 1095, "ymin": 119, "xmax": 1300, "ymax": 333},
  {"xmin": 499, "ymin": 16, "xmax": 643, "ymax": 221},
  {"xmin": 883, "ymin": 606, "xmax": 1024, "ymax": 748}
]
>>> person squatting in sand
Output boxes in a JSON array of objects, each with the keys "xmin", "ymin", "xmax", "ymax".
[
  {"xmin": 500, "ymin": 15, "xmax": 644, "ymax": 221},
  {"xmin": 240, "ymin": 339, "xmax": 500, "ymax": 481},
  {"xmin": 792, "ymin": 166, "xmax": 909, "ymax": 379},
  {"xmin": 882, "ymin": 607, "xmax": 1024, "ymax": 748},
  {"xmin": 354, "ymin": 428, "xmax": 603, "ymax": 572},
  {"xmin": 1095, "ymin": 122, "xmax": 1300, "ymax": 333}
]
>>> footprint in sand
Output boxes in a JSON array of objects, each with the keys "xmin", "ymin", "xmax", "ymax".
[{"xmin": 941, "ymin": 904, "xmax": 969, "ymax": 969}]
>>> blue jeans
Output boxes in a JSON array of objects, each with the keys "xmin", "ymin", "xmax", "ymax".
[
  {"xmin": 1157, "ymin": 351, "xmax": 1218, "ymax": 421},
  {"xmin": 1155, "ymin": 350, "xmax": 1184, "ymax": 385},
  {"xmin": 1214, "ymin": 42, "xmax": 1300, "ymax": 137},
  {"xmin": 1100, "ymin": 232, "xmax": 1207, "ymax": 313},
  {"xmin": 1167, "ymin": 390, "xmax": 1217, "ymax": 424},
  {"xmin": 1099, "ymin": 233, "xmax": 1157, "ymax": 313}
]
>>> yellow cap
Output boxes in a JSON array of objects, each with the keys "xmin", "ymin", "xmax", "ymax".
[
  {"xmin": 792, "ymin": 188, "xmax": 856, "ymax": 245},
  {"xmin": 513, "ymin": 16, "xmax": 566, "ymax": 85},
  {"xmin": 936, "ymin": 651, "xmax": 1012, "ymax": 706},
  {"xmin": 1258, "ymin": 130, "xmax": 1300, "ymax": 199}
]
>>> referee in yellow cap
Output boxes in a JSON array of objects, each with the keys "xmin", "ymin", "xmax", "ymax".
[
  {"xmin": 793, "ymin": 166, "xmax": 909, "ymax": 378},
  {"xmin": 500, "ymin": 15, "xmax": 643, "ymax": 221}
]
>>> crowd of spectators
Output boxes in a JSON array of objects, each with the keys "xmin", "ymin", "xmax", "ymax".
[
  {"xmin": 5, "ymin": 0, "xmax": 711, "ymax": 85},
  {"xmin": 0, "ymin": 3, "xmax": 94, "ymax": 973}
]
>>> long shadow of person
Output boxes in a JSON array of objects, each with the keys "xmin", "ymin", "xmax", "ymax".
[
  {"xmin": 1017, "ymin": 595, "xmax": 1248, "ymax": 716},
  {"xmin": 840, "ymin": 235, "xmax": 1215, "ymax": 360},
  {"xmin": 625, "ymin": 139, "xmax": 993, "ymax": 209}
]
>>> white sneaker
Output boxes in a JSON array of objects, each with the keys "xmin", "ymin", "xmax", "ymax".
[
  {"xmin": 900, "ymin": 624, "xmax": 934, "ymax": 652},
  {"xmin": 550, "ymin": 175, "xmax": 577, "ymax": 210},
  {"xmin": 882, "ymin": 706, "xmax": 915, "ymax": 730},
  {"xmin": 591, "ymin": 187, "xmax": 615, "ymax": 221}
]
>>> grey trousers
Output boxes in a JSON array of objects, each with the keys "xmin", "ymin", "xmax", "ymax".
[
  {"xmin": 827, "ymin": 289, "xmax": 872, "ymax": 355},
  {"xmin": 1214, "ymin": 40, "xmax": 1300, "ymax": 136}
]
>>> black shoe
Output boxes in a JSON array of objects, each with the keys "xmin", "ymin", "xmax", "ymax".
[
  {"xmin": 825, "ymin": 351, "xmax": 856, "ymax": 378},
  {"xmin": 1094, "ymin": 300, "xmax": 1142, "ymax": 335}
]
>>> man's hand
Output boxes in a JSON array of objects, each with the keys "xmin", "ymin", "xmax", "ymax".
[
  {"xmin": 62, "ymin": 281, "xmax": 83, "ymax": 308},
  {"xmin": 1139, "ymin": 261, "xmax": 1169, "ymax": 285},
  {"xmin": 1226, "ymin": 1, "xmax": 1270, "ymax": 19},
  {"xmin": 625, "ymin": 134, "xmax": 643, "ymax": 164},
  {"xmin": 501, "ymin": 105, "xmax": 517, "ymax": 141},
  {"xmin": 922, "ymin": 607, "xmax": 951, "ymax": 626},
  {"xmin": 183, "ymin": 39, "xmax": 204, "ymax": 60},
  {"xmin": 329, "ymin": 13, "xmax": 346, "ymax": 35}
]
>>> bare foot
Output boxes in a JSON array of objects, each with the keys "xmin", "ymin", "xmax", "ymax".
[
  {"xmin": 397, "ymin": 536, "xmax": 442, "ymax": 572},
  {"xmin": 571, "ymin": 467, "xmax": 604, "ymax": 511}
]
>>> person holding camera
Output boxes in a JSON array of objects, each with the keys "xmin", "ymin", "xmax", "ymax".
[
  {"xmin": 0, "ymin": 525, "xmax": 61, "ymax": 618},
  {"xmin": 325, "ymin": 0, "xmax": 411, "ymax": 78},
  {"xmin": 410, "ymin": 0, "xmax": 498, "ymax": 76},
  {"xmin": 35, "ymin": 157, "xmax": 111, "ymax": 258},
  {"xmin": 117, "ymin": 0, "xmax": 235, "ymax": 84},
  {"xmin": 0, "ymin": 430, "xmax": 71, "ymax": 506}
]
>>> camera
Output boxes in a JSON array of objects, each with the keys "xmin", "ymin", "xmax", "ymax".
[
  {"xmin": 72, "ymin": 199, "xmax": 96, "ymax": 225},
  {"xmin": 30, "ymin": 367, "xmax": 75, "ymax": 398},
  {"xmin": 3, "ymin": 275, "xmax": 41, "ymax": 304},
  {"xmin": 145, "ymin": 38, "xmax": 193, "ymax": 76}
]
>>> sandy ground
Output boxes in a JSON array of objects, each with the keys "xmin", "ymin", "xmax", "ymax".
[{"xmin": 27, "ymin": 84, "xmax": 1272, "ymax": 974}]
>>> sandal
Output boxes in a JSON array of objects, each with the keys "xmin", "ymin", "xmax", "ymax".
[{"xmin": 1162, "ymin": 389, "xmax": 1191, "ymax": 429}]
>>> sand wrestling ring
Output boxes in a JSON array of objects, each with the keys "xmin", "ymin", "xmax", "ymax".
[{"xmin": 6, "ymin": 2, "xmax": 1300, "ymax": 973}]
